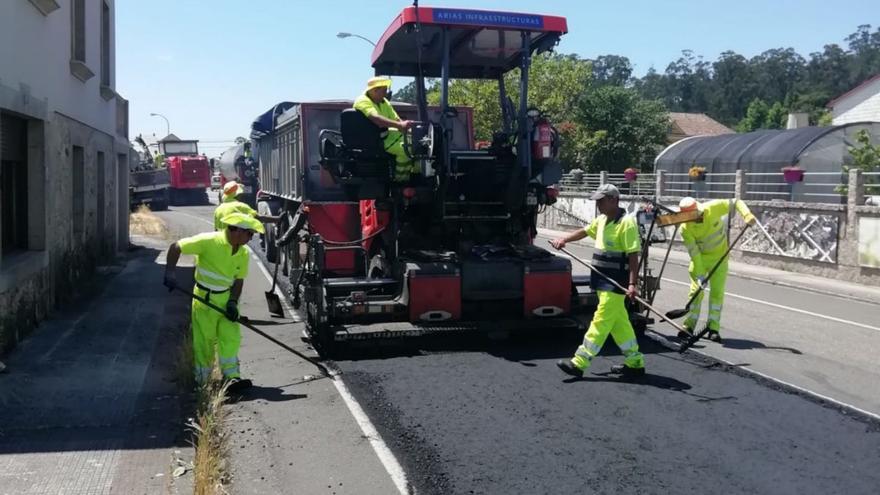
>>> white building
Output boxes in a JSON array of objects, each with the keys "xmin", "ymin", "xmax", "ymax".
[
  {"xmin": 828, "ymin": 74, "xmax": 880, "ymax": 125},
  {"xmin": 0, "ymin": 0, "xmax": 130, "ymax": 352}
]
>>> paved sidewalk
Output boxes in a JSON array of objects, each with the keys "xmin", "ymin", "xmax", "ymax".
[
  {"xmin": 538, "ymin": 227, "xmax": 880, "ymax": 303},
  {"xmin": 0, "ymin": 235, "xmax": 194, "ymax": 495}
]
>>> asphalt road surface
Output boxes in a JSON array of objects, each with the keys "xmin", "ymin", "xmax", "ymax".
[{"xmin": 159, "ymin": 203, "xmax": 880, "ymax": 495}]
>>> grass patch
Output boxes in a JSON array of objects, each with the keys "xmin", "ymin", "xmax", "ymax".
[
  {"xmin": 190, "ymin": 377, "xmax": 232, "ymax": 495},
  {"xmin": 177, "ymin": 324, "xmax": 232, "ymax": 495},
  {"xmin": 130, "ymin": 204, "xmax": 170, "ymax": 237}
]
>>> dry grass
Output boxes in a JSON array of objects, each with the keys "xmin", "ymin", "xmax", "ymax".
[
  {"xmin": 190, "ymin": 377, "xmax": 232, "ymax": 495},
  {"xmin": 130, "ymin": 204, "xmax": 170, "ymax": 237},
  {"xmin": 178, "ymin": 323, "xmax": 232, "ymax": 495}
]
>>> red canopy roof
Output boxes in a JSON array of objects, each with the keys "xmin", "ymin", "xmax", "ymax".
[{"xmin": 371, "ymin": 7, "xmax": 568, "ymax": 79}]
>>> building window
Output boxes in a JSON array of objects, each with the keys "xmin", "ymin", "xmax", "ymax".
[
  {"xmin": 69, "ymin": 0, "xmax": 94, "ymax": 82},
  {"xmin": 71, "ymin": 0, "xmax": 86, "ymax": 62},
  {"xmin": 1, "ymin": 114, "xmax": 29, "ymax": 255},
  {"xmin": 101, "ymin": 1, "xmax": 110, "ymax": 87},
  {"xmin": 72, "ymin": 146, "xmax": 84, "ymax": 236}
]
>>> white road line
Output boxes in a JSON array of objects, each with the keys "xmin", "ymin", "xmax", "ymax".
[
  {"xmin": 251, "ymin": 253, "xmax": 302, "ymax": 323},
  {"xmin": 253, "ymin": 251, "xmax": 411, "ymax": 494},
  {"xmin": 557, "ymin": 246, "xmax": 880, "ymax": 333},
  {"xmin": 331, "ymin": 377, "xmax": 413, "ymax": 495},
  {"xmin": 659, "ymin": 278, "xmax": 880, "ymax": 333},
  {"xmin": 172, "ymin": 209, "xmax": 215, "ymax": 227}
]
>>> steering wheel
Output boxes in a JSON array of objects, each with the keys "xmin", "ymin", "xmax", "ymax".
[{"xmin": 402, "ymin": 121, "xmax": 435, "ymax": 160}]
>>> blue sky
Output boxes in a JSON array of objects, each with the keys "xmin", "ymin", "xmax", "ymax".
[{"xmin": 117, "ymin": 0, "xmax": 878, "ymax": 156}]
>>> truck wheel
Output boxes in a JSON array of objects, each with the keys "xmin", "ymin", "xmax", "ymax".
[{"xmin": 152, "ymin": 190, "xmax": 169, "ymax": 211}]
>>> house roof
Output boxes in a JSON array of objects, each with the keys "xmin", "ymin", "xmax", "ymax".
[
  {"xmin": 668, "ymin": 112, "xmax": 733, "ymax": 136},
  {"xmin": 826, "ymin": 74, "xmax": 880, "ymax": 108}
]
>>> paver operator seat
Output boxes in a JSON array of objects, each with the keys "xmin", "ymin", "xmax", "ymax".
[{"xmin": 320, "ymin": 109, "xmax": 395, "ymax": 199}]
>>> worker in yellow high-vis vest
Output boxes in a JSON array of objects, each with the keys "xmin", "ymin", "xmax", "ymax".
[
  {"xmin": 213, "ymin": 181, "xmax": 279, "ymax": 231},
  {"xmin": 678, "ymin": 197, "xmax": 756, "ymax": 343},
  {"xmin": 353, "ymin": 76, "xmax": 416, "ymax": 181},
  {"xmin": 551, "ymin": 184, "xmax": 645, "ymax": 379},
  {"xmin": 163, "ymin": 212, "xmax": 264, "ymax": 390}
]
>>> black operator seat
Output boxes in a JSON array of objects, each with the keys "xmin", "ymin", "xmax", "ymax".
[{"xmin": 339, "ymin": 109, "xmax": 392, "ymax": 161}]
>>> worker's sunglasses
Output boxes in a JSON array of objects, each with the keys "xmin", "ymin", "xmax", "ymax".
[{"xmin": 228, "ymin": 226, "xmax": 255, "ymax": 237}]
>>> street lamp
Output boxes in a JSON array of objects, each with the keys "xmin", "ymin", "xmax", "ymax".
[
  {"xmin": 150, "ymin": 112, "xmax": 170, "ymax": 137},
  {"xmin": 336, "ymin": 32, "xmax": 376, "ymax": 47}
]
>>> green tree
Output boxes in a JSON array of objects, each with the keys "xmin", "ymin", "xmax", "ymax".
[
  {"xmin": 392, "ymin": 81, "xmax": 418, "ymax": 104},
  {"xmin": 765, "ymin": 101, "xmax": 788, "ymax": 129},
  {"xmin": 838, "ymin": 129, "xmax": 880, "ymax": 194},
  {"xmin": 592, "ymin": 54, "xmax": 633, "ymax": 86},
  {"xmin": 575, "ymin": 86, "xmax": 669, "ymax": 172},
  {"xmin": 428, "ymin": 52, "xmax": 592, "ymax": 166},
  {"xmin": 736, "ymin": 98, "xmax": 770, "ymax": 132}
]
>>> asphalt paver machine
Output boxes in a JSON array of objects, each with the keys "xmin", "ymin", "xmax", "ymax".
[{"xmin": 280, "ymin": 6, "xmax": 654, "ymax": 352}]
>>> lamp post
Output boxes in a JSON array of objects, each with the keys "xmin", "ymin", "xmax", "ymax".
[
  {"xmin": 336, "ymin": 32, "xmax": 376, "ymax": 47},
  {"xmin": 150, "ymin": 112, "xmax": 170, "ymax": 137}
]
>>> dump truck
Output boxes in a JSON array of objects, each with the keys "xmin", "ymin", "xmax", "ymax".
[
  {"xmin": 250, "ymin": 7, "xmax": 660, "ymax": 353},
  {"xmin": 129, "ymin": 135, "xmax": 170, "ymax": 210}
]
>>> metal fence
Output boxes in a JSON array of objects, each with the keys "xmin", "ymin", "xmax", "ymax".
[{"xmin": 557, "ymin": 170, "xmax": 852, "ymax": 204}]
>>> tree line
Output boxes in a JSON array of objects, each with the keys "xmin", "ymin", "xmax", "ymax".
[{"xmin": 392, "ymin": 25, "xmax": 880, "ymax": 172}]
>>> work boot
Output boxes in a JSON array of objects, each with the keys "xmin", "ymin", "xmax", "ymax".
[
  {"xmin": 556, "ymin": 360, "xmax": 583, "ymax": 378},
  {"xmin": 706, "ymin": 330, "xmax": 723, "ymax": 343},
  {"xmin": 224, "ymin": 377, "xmax": 253, "ymax": 393},
  {"xmin": 610, "ymin": 364, "xmax": 646, "ymax": 378}
]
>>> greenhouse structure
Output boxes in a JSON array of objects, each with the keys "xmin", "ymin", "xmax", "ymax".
[{"xmin": 654, "ymin": 122, "xmax": 880, "ymax": 203}]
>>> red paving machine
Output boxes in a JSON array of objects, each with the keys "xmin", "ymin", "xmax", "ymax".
[{"xmin": 251, "ymin": 7, "xmax": 655, "ymax": 352}]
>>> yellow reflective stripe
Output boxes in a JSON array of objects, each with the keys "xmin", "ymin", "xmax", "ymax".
[{"xmin": 197, "ymin": 267, "xmax": 234, "ymax": 284}]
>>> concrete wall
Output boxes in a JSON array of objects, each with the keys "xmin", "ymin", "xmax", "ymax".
[
  {"xmin": 0, "ymin": 0, "xmax": 117, "ymax": 135},
  {"xmin": 0, "ymin": 0, "xmax": 129, "ymax": 354},
  {"xmin": 832, "ymin": 77, "xmax": 880, "ymax": 125}
]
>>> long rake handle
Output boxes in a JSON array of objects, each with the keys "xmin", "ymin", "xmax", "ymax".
[
  {"xmin": 679, "ymin": 224, "xmax": 751, "ymax": 314},
  {"xmin": 174, "ymin": 286, "xmax": 332, "ymax": 377},
  {"xmin": 557, "ymin": 246, "xmax": 688, "ymax": 334}
]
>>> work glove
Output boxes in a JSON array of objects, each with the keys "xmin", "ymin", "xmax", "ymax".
[
  {"xmin": 696, "ymin": 275, "xmax": 708, "ymax": 287},
  {"xmin": 163, "ymin": 272, "xmax": 177, "ymax": 292},
  {"xmin": 744, "ymin": 213, "xmax": 757, "ymax": 226},
  {"xmin": 225, "ymin": 300, "xmax": 240, "ymax": 322}
]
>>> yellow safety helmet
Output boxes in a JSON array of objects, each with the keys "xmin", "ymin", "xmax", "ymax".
[
  {"xmin": 365, "ymin": 76, "xmax": 392, "ymax": 93},
  {"xmin": 222, "ymin": 181, "xmax": 244, "ymax": 200},
  {"xmin": 221, "ymin": 212, "xmax": 264, "ymax": 234}
]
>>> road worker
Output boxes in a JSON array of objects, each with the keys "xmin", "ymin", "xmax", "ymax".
[
  {"xmin": 678, "ymin": 197, "xmax": 757, "ymax": 343},
  {"xmin": 353, "ymin": 76, "xmax": 416, "ymax": 181},
  {"xmin": 550, "ymin": 184, "xmax": 645, "ymax": 378},
  {"xmin": 163, "ymin": 212, "xmax": 265, "ymax": 390},
  {"xmin": 214, "ymin": 181, "xmax": 279, "ymax": 231}
]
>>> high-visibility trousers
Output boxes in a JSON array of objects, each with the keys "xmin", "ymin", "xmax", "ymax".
[
  {"xmin": 191, "ymin": 285, "xmax": 241, "ymax": 383},
  {"xmin": 384, "ymin": 135, "xmax": 418, "ymax": 181},
  {"xmin": 571, "ymin": 290, "xmax": 644, "ymax": 370},
  {"xmin": 684, "ymin": 256, "xmax": 728, "ymax": 333}
]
